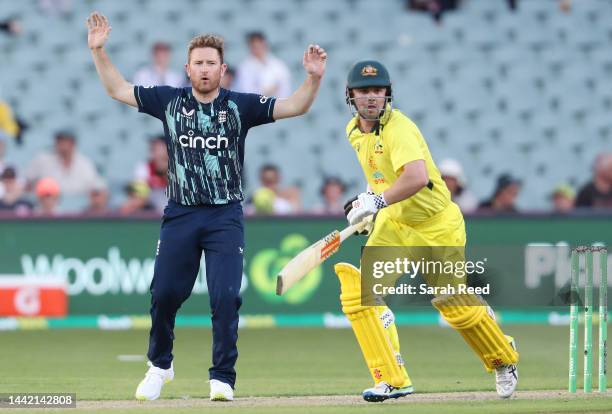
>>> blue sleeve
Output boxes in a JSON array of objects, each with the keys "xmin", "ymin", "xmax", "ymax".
[
  {"xmin": 133, "ymin": 86, "xmax": 177, "ymax": 120},
  {"xmin": 236, "ymin": 93, "xmax": 277, "ymax": 130}
]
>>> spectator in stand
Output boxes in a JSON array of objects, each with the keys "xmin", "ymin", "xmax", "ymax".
[
  {"xmin": 438, "ymin": 158, "xmax": 478, "ymax": 213},
  {"xmin": 551, "ymin": 183, "xmax": 575, "ymax": 214},
  {"xmin": 406, "ymin": 0, "xmax": 460, "ymax": 23},
  {"xmin": 34, "ymin": 177, "xmax": 60, "ymax": 216},
  {"xmin": 559, "ymin": 0, "xmax": 572, "ymax": 13},
  {"xmin": 134, "ymin": 136, "xmax": 168, "ymax": 213},
  {"xmin": 506, "ymin": 0, "xmax": 571, "ymax": 12},
  {"xmin": 133, "ymin": 42, "xmax": 184, "ymax": 88},
  {"xmin": 119, "ymin": 181, "xmax": 155, "ymax": 216},
  {"xmin": 247, "ymin": 164, "xmax": 300, "ymax": 215},
  {"xmin": 26, "ymin": 130, "xmax": 102, "ymax": 196},
  {"xmin": 235, "ymin": 32, "xmax": 292, "ymax": 98},
  {"xmin": 313, "ymin": 177, "xmax": 346, "ymax": 214},
  {"xmin": 0, "ymin": 18, "xmax": 22, "ymax": 36},
  {"xmin": 478, "ymin": 173, "xmax": 521, "ymax": 213},
  {"xmin": 220, "ymin": 66, "xmax": 235, "ymax": 90},
  {"xmin": 576, "ymin": 152, "xmax": 612, "ymax": 209},
  {"xmin": 0, "ymin": 166, "xmax": 32, "ymax": 215},
  {"xmin": 83, "ymin": 180, "xmax": 110, "ymax": 216}
]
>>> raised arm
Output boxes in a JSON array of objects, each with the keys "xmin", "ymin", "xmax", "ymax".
[
  {"xmin": 87, "ymin": 12, "xmax": 136, "ymax": 107},
  {"xmin": 273, "ymin": 44, "xmax": 327, "ymax": 120}
]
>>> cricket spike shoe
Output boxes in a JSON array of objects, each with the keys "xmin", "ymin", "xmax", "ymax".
[
  {"xmin": 495, "ymin": 337, "xmax": 518, "ymax": 398},
  {"xmin": 209, "ymin": 379, "xmax": 234, "ymax": 401},
  {"xmin": 135, "ymin": 361, "xmax": 174, "ymax": 401},
  {"xmin": 362, "ymin": 382, "xmax": 414, "ymax": 402}
]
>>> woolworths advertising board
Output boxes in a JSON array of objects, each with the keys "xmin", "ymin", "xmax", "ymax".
[{"xmin": 0, "ymin": 216, "xmax": 610, "ymax": 316}]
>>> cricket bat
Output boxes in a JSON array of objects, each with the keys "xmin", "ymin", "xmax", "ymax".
[{"xmin": 275, "ymin": 217, "xmax": 372, "ymax": 296}]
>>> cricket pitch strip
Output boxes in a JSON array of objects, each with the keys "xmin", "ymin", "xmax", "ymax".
[{"xmin": 76, "ymin": 390, "xmax": 589, "ymax": 409}]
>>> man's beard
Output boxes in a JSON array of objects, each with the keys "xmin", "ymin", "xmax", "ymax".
[
  {"xmin": 192, "ymin": 78, "xmax": 220, "ymax": 94},
  {"xmin": 358, "ymin": 105, "xmax": 384, "ymax": 121}
]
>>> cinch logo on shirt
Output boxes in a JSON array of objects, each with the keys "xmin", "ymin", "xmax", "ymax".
[{"xmin": 178, "ymin": 130, "xmax": 229, "ymax": 149}]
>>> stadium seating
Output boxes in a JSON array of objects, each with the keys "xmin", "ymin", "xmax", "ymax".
[{"xmin": 1, "ymin": 0, "xmax": 611, "ymax": 210}]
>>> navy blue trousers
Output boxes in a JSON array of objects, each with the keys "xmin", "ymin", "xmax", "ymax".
[{"xmin": 147, "ymin": 200, "xmax": 244, "ymax": 388}]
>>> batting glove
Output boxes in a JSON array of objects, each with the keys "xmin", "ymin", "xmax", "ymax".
[
  {"xmin": 345, "ymin": 192, "xmax": 387, "ymax": 226},
  {"xmin": 344, "ymin": 196, "xmax": 374, "ymax": 235}
]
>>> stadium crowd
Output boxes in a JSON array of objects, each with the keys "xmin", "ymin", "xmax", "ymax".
[
  {"xmin": 1, "ymin": 0, "xmax": 611, "ymax": 217},
  {"xmin": 1, "ymin": 115, "xmax": 610, "ymax": 217}
]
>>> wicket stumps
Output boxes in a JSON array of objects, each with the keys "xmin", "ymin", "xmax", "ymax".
[{"xmin": 568, "ymin": 245, "xmax": 608, "ymax": 393}]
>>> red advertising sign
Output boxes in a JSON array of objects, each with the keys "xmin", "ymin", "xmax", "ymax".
[{"xmin": 0, "ymin": 277, "xmax": 67, "ymax": 316}]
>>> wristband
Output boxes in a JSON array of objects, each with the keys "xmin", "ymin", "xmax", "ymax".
[{"xmin": 373, "ymin": 193, "xmax": 387, "ymax": 210}]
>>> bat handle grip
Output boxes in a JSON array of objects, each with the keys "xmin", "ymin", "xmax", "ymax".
[
  {"xmin": 340, "ymin": 215, "xmax": 373, "ymax": 242},
  {"xmin": 339, "ymin": 226, "xmax": 356, "ymax": 242}
]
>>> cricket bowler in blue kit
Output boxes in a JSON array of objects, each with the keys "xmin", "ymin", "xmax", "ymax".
[{"xmin": 86, "ymin": 12, "xmax": 327, "ymax": 401}]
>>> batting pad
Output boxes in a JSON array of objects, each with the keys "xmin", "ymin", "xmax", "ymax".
[
  {"xmin": 375, "ymin": 306, "xmax": 413, "ymax": 387},
  {"xmin": 335, "ymin": 262, "xmax": 411, "ymax": 388},
  {"xmin": 432, "ymin": 294, "xmax": 519, "ymax": 372}
]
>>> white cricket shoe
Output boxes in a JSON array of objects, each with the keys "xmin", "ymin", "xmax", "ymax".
[
  {"xmin": 135, "ymin": 361, "xmax": 174, "ymax": 401},
  {"xmin": 209, "ymin": 379, "xmax": 234, "ymax": 401},
  {"xmin": 495, "ymin": 363, "xmax": 518, "ymax": 398},
  {"xmin": 495, "ymin": 337, "xmax": 518, "ymax": 398},
  {"xmin": 362, "ymin": 382, "xmax": 414, "ymax": 403}
]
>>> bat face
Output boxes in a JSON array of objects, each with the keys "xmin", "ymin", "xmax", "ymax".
[
  {"xmin": 276, "ymin": 229, "xmax": 348, "ymax": 296},
  {"xmin": 275, "ymin": 235, "xmax": 332, "ymax": 296}
]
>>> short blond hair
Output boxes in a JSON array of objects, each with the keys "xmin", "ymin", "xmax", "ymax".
[{"xmin": 187, "ymin": 34, "xmax": 224, "ymax": 63}]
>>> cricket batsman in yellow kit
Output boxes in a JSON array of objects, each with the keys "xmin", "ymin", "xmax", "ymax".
[{"xmin": 336, "ymin": 60, "xmax": 519, "ymax": 402}]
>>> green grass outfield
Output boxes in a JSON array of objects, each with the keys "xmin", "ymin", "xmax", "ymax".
[{"xmin": 1, "ymin": 326, "xmax": 610, "ymax": 413}]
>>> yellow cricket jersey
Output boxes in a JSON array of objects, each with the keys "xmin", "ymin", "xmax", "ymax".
[{"xmin": 346, "ymin": 108, "xmax": 451, "ymax": 225}]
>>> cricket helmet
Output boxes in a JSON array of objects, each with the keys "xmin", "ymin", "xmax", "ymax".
[{"xmin": 345, "ymin": 60, "xmax": 393, "ymax": 120}]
